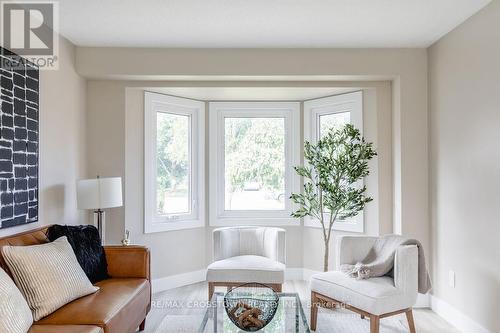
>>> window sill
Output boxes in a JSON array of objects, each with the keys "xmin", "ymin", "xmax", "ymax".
[
  {"xmin": 144, "ymin": 219, "xmax": 205, "ymax": 233},
  {"xmin": 209, "ymin": 217, "xmax": 300, "ymax": 227},
  {"xmin": 304, "ymin": 216, "xmax": 364, "ymax": 233}
]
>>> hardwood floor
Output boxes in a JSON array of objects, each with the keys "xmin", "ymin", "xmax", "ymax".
[{"xmin": 142, "ymin": 280, "xmax": 459, "ymax": 332}]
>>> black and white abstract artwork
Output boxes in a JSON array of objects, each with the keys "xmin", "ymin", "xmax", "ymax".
[{"xmin": 0, "ymin": 47, "xmax": 39, "ymax": 229}]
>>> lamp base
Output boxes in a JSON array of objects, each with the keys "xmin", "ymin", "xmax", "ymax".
[{"xmin": 93, "ymin": 209, "xmax": 106, "ymax": 245}]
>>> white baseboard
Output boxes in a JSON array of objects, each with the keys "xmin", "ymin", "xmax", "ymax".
[
  {"xmin": 153, "ymin": 268, "xmax": 305, "ymax": 293},
  {"xmin": 431, "ymin": 296, "xmax": 492, "ymax": 333},
  {"xmin": 415, "ymin": 294, "xmax": 430, "ymax": 308},
  {"xmin": 285, "ymin": 268, "xmax": 304, "ymax": 280},
  {"xmin": 152, "ymin": 269, "xmax": 206, "ymax": 294},
  {"xmin": 302, "ymin": 268, "xmax": 319, "ymax": 282}
]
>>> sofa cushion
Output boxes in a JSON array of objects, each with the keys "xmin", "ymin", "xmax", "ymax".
[
  {"xmin": 0, "ymin": 268, "xmax": 33, "ymax": 333},
  {"xmin": 29, "ymin": 325, "xmax": 103, "ymax": 333},
  {"xmin": 47, "ymin": 225, "xmax": 109, "ymax": 283},
  {"xmin": 1, "ymin": 237, "xmax": 99, "ymax": 321},
  {"xmin": 0, "ymin": 226, "xmax": 49, "ymax": 278},
  {"xmin": 35, "ymin": 278, "xmax": 150, "ymax": 333},
  {"xmin": 207, "ymin": 255, "xmax": 285, "ymax": 283},
  {"xmin": 310, "ymin": 271, "xmax": 414, "ymax": 315}
]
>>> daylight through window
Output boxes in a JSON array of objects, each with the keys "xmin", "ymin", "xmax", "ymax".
[
  {"xmin": 156, "ymin": 112, "xmax": 191, "ymax": 215},
  {"xmin": 224, "ymin": 117, "xmax": 285, "ymax": 211}
]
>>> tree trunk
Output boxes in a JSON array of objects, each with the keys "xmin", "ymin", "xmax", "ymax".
[{"xmin": 323, "ymin": 241, "xmax": 329, "ymax": 272}]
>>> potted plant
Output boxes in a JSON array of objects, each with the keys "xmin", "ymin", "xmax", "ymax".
[{"xmin": 290, "ymin": 124, "xmax": 376, "ymax": 272}]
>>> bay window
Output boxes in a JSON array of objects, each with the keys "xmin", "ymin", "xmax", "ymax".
[{"xmin": 144, "ymin": 91, "xmax": 364, "ymax": 232}]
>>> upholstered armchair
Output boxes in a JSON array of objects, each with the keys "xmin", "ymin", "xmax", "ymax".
[
  {"xmin": 310, "ymin": 236, "xmax": 418, "ymax": 333},
  {"xmin": 206, "ymin": 227, "xmax": 286, "ymax": 298}
]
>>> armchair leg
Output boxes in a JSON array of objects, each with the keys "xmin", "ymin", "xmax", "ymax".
[
  {"xmin": 310, "ymin": 292, "xmax": 319, "ymax": 331},
  {"xmin": 139, "ymin": 318, "xmax": 146, "ymax": 331},
  {"xmin": 370, "ymin": 315, "xmax": 379, "ymax": 333},
  {"xmin": 406, "ymin": 309, "xmax": 416, "ymax": 333},
  {"xmin": 208, "ymin": 282, "xmax": 214, "ymax": 300}
]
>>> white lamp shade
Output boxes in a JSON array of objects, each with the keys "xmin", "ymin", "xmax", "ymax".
[{"xmin": 77, "ymin": 177, "xmax": 123, "ymax": 210}]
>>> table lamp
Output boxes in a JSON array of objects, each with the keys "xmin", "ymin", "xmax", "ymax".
[{"xmin": 77, "ymin": 176, "xmax": 123, "ymax": 244}]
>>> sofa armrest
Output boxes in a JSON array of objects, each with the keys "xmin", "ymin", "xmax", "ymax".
[{"xmin": 104, "ymin": 246, "xmax": 150, "ymax": 280}]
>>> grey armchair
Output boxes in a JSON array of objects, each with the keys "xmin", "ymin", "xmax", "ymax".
[
  {"xmin": 310, "ymin": 236, "xmax": 418, "ymax": 333},
  {"xmin": 206, "ymin": 226, "xmax": 286, "ymax": 298}
]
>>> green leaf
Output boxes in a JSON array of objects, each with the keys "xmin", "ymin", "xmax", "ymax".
[{"xmin": 290, "ymin": 124, "xmax": 377, "ymax": 227}]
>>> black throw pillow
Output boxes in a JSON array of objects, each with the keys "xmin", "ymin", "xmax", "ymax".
[{"xmin": 47, "ymin": 224, "xmax": 109, "ymax": 283}]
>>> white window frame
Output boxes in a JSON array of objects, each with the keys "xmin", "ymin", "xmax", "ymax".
[
  {"xmin": 209, "ymin": 102, "xmax": 300, "ymax": 226},
  {"xmin": 303, "ymin": 91, "xmax": 364, "ymax": 233},
  {"xmin": 144, "ymin": 92, "xmax": 205, "ymax": 233}
]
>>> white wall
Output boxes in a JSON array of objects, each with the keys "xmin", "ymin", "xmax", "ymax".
[
  {"xmin": 77, "ymin": 48, "xmax": 430, "ymax": 264},
  {"xmin": 125, "ymin": 87, "xmax": 207, "ymax": 278},
  {"xmin": 121, "ymin": 83, "xmax": 390, "ymax": 278},
  {"xmin": 79, "ymin": 48, "xmax": 428, "ymax": 286},
  {"xmin": 86, "ymin": 81, "xmax": 126, "ymax": 244},
  {"xmin": 429, "ymin": 1, "xmax": 500, "ymax": 332},
  {"xmin": 0, "ymin": 44, "xmax": 428, "ymax": 281},
  {"xmin": 0, "ymin": 35, "xmax": 87, "ymax": 237},
  {"xmin": 85, "ymin": 80, "xmax": 407, "ymax": 281}
]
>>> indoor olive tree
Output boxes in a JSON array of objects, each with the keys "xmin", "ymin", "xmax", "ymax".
[{"xmin": 290, "ymin": 124, "xmax": 377, "ymax": 272}]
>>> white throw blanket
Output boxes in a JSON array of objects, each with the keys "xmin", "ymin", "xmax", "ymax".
[{"xmin": 340, "ymin": 235, "xmax": 432, "ymax": 294}]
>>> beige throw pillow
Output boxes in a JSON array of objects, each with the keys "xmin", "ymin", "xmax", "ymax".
[
  {"xmin": 1, "ymin": 236, "xmax": 99, "ymax": 321},
  {"xmin": 0, "ymin": 268, "xmax": 33, "ymax": 333}
]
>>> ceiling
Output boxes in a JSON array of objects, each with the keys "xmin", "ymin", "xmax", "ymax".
[
  {"xmin": 146, "ymin": 87, "xmax": 360, "ymax": 101},
  {"xmin": 57, "ymin": 0, "xmax": 490, "ymax": 48}
]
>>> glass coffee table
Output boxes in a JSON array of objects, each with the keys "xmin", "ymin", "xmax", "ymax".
[{"xmin": 199, "ymin": 292, "xmax": 310, "ymax": 332}]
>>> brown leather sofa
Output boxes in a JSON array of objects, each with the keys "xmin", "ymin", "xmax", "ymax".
[{"xmin": 0, "ymin": 226, "xmax": 151, "ymax": 333}]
